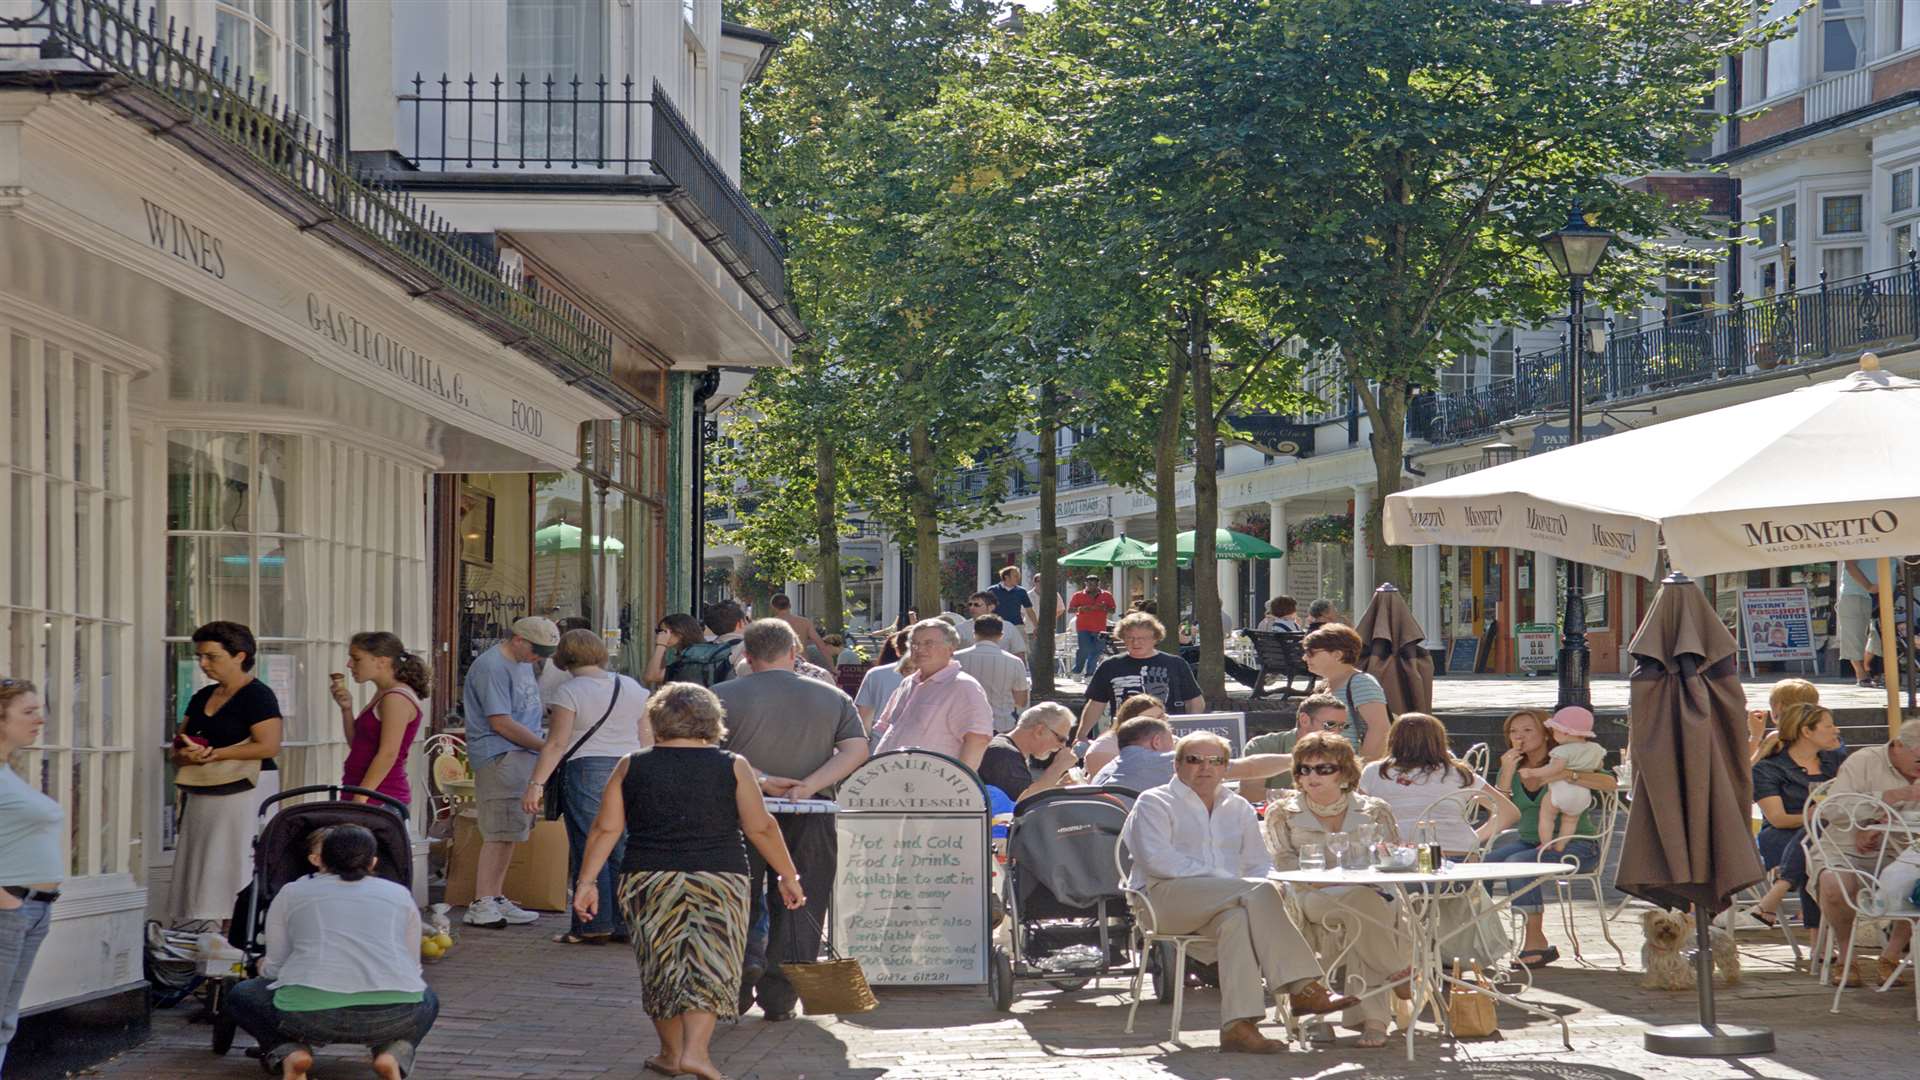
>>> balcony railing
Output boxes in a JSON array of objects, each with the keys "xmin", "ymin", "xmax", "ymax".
[
  {"xmin": 1, "ymin": 0, "xmax": 615, "ymax": 380},
  {"xmin": 1410, "ymin": 258, "xmax": 1920, "ymax": 446},
  {"xmin": 396, "ymin": 74, "xmax": 794, "ymax": 333}
]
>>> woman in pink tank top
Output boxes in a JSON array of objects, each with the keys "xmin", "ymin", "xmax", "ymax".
[{"xmin": 333, "ymin": 632, "xmax": 430, "ymax": 809}]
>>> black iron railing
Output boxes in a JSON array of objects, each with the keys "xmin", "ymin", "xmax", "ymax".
[
  {"xmin": 1410, "ymin": 257, "xmax": 1920, "ymax": 446},
  {"xmin": 396, "ymin": 73, "xmax": 792, "ymax": 328},
  {"xmin": 0, "ymin": 0, "xmax": 614, "ymax": 378}
]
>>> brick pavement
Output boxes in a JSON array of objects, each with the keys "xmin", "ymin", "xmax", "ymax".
[{"xmin": 80, "ymin": 900, "xmax": 1919, "ymax": 1080}]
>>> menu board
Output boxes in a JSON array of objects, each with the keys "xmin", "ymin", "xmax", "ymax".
[{"xmin": 833, "ymin": 751, "xmax": 990, "ymax": 986}]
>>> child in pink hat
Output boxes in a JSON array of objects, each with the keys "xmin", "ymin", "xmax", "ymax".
[{"xmin": 1533, "ymin": 706, "xmax": 1605, "ymax": 852}]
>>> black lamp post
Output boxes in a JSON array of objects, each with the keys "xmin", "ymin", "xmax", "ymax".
[{"xmin": 1538, "ymin": 203, "xmax": 1614, "ymax": 709}]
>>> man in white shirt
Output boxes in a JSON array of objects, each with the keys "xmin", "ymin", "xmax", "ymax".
[
  {"xmin": 1812, "ymin": 717, "xmax": 1920, "ymax": 974},
  {"xmin": 1120, "ymin": 732, "xmax": 1352, "ymax": 1053},
  {"xmin": 954, "ymin": 616, "xmax": 1031, "ymax": 732}
]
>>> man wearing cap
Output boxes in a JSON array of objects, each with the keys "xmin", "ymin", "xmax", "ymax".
[
  {"xmin": 461, "ymin": 615, "xmax": 557, "ymax": 928},
  {"xmin": 1068, "ymin": 574, "xmax": 1116, "ymax": 678}
]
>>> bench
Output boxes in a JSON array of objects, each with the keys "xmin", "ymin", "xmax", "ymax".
[{"xmin": 1239, "ymin": 629, "xmax": 1312, "ymax": 700}]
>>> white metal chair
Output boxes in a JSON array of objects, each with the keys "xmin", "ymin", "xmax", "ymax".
[
  {"xmin": 422, "ymin": 731, "xmax": 472, "ymax": 824},
  {"xmin": 1115, "ymin": 835, "xmax": 1213, "ymax": 1042},
  {"xmin": 1462, "ymin": 742, "xmax": 1491, "ymax": 781},
  {"xmin": 1543, "ymin": 788, "xmax": 1626, "ymax": 967},
  {"xmin": 1415, "ymin": 785, "xmax": 1504, "ymax": 863},
  {"xmin": 1807, "ymin": 792, "xmax": 1920, "ymax": 1018}
]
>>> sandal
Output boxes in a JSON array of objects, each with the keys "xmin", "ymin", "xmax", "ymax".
[
  {"xmin": 1750, "ymin": 909, "xmax": 1780, "ymax": 928},
  {"xmin": 1356, "ymin": 1022, "xmax": 1390, "ymax": 1049},
  {"xmin": 642, "ymin": 1057, "xmax": 680, "ymax": 1077},
  {"xmin": 552, "ymin": 931, "xmax": 611, "ymax": 945},
  {"xmin": 1517, "ymin": 946, "xmax": 1560, "ymax": 968}
]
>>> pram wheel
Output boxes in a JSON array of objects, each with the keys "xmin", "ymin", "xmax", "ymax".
[
  {"xmin": 1150, "ymin": 942, "xmax": 1176, "ymax": 1004},
  {"xmin": 988, "ymin": 945, "xmax": 1015, "ymax": 1012},
  {"xmin": 207, "ymin": 981, "xmax": 235, "ymax": 1055},
  {"xmin": 1046, "ymin": 977, "xmax": 1091, "ymax": 992},
  {"xmin": 210, "ymin": 1014, "xmax": 236, "ymax": 1056}
]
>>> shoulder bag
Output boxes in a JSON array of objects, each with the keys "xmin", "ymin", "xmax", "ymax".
[
  {"xmin": 1341, "ymin": 673, "xmax": 1395, "ymax": 749},
  {"xmin": 542, "ymin": 676, "xmax": 623, "ymax": 822}
]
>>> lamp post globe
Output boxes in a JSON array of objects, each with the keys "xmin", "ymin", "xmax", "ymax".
[{"xmin": 1538, "ymin": 203, "xmax": 1614, "ymax": 710}]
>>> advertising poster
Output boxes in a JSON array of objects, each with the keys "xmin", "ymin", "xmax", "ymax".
[{"xmin": 1738, "ymin": 587, "xmax": 1816, "ymax": 663}]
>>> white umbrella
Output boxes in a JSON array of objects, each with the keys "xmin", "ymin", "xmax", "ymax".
[{"xmin": 1384, "ymin": 355, "xmax": 1915, "ymax": 733}]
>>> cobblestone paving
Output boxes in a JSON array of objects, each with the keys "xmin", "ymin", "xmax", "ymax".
[{"xmin": 83, "ymin": 901, "xmax": 1917, "ymax": 1080}]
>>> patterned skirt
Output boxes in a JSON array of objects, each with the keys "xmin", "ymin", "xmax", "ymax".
[{"xmin": 618, "ymin": 870, "xmax": 750, "ymax": 1020}]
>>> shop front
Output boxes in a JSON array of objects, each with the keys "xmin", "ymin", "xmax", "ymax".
[{"xmin": 0, "ymin": 90, "xmax": 617, "ymax": 1056}]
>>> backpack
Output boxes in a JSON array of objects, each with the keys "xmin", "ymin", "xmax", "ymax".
[{"xmin": 666, "ymin": 641, "xmax": 738, "ymax": 688}]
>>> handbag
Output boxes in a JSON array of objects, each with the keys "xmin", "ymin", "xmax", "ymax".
[
  {"xmin": 778, "ymin": 909, "xmax": 878, "ymax": 1015},
  {"xmin": 174, "ymin": 757, "xmax": 261, "ymax": 789},
  {"xmin": 1446, "ymin": 961, "xmax": 1499, "ymax": 1038},
  {"xmin": 1430, "ymin": 881, "xmax": 1513, "ymax": 969},
  {"xmin": 542, "ymin": 677, "xmax": 623, "ymax": 821}
]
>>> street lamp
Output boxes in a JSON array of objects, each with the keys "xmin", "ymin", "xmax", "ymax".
[{"xmin": 1538, "ymin": 203, "xmax": 1614, "ymax": 710}]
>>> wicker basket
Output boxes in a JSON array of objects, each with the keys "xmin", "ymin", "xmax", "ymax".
[{"xmin": 778, "ymin": 911, "xmax": 877, "ymax": 1015}]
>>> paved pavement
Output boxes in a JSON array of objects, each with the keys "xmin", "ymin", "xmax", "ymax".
[{"xmin": 82, "ymin": 898, "xmax": 1920, "ymax": 1079}]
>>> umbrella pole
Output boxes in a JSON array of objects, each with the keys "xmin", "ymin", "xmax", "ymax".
[
  {"xmin": 1643, "ymin": 903, "xmax": 1775, "ymax": 1057},
  {"xmin": 1881, "ymin": 557, "xmax": 1901, "ymax": 741}
]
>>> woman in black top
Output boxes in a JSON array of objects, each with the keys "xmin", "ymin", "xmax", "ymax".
[
  {"xmin": 1750, "ymin": 702, "xmax": 1846, "ymax": 928},
  {"xmin": 169, "ymin": 621, "xmax": 283, "ymax": 926},
  {"xmin": 574, "ymin": 684, "xmax": 802, "ymax": 1080}
]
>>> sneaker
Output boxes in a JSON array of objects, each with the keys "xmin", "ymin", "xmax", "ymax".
[
  {"xmin": 463, "ymin": 896, "xmax": 506, "ymax": 928},
  {"xmin": 493, "ymin": 897, "xmax": 541, "ymax": 925}
]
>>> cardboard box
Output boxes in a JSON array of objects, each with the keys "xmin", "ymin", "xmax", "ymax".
[{"xmin": 443, "ymin": 813, "xmax": 571, "ymax": 912}]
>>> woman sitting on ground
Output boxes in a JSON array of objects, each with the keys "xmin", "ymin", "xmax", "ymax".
[
  {"xmin": 1263, "ymin": 731, "xmax": 1408, "ymax": 1048},
  {"xmin": 1750, "ymin": 702, "xmax": 1845, "ymax": 928},
  {"xmin": 226, "ymin": 825, "xmax": 436, "ymax": 1080},
  {"xmin": 1358, "ymin": 713, "xmax": 1518, "ymax": 859}
]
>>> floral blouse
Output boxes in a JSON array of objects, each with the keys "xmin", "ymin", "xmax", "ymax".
[{"xmin": 1263, "ymin": 790, "xmax": 1400, "ymax": 871}]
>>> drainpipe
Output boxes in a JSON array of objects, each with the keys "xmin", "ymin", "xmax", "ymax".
[
  {"xmin": 691, "ymin": 370, "xmax": 722, "ymax": 617},
  {"xmin": 327, "ymin": 0, "xmax": 350, "ymax": 163}
]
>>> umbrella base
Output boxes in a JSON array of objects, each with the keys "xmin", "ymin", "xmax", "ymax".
[{"xmin": 1643, "ymin": 1023, "xmax": 1774, "ymax": 1057}]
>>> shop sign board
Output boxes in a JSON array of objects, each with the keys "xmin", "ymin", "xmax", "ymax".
[
  {"xmin": 1165, "ymin": 711, "xmax": 1248, "ymax": 755},
  {"xmin": 1058, "ymin": 495, "xmax": 1110, "ymax": 523},
  {"xmin": 1739, "ymin": 587, "xmax": 1817, "ymax": 663},
  {"xmin": 1514, "ymin": 623, "xmax": 1558, "ymax": 673},
  {"xmin": 833, "ymin": 751, "xmax": 990, "ymax": 986},
  {"xmin": 1447, "ymin": 637, "xmax": 1480, "ymax": 674}
]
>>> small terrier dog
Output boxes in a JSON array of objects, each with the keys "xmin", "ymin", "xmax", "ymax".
[{"xmin": 1639, "ymin": 909, "xmax": 1742, "ymax": 989}]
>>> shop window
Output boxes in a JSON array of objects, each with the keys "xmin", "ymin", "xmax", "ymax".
[{"xmin": 3, "ymin": 336, "xmax": 136, "ymax": 878}]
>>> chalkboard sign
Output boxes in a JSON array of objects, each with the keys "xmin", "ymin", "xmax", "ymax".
[
  {"xmin": 1166, "ymin": 711, "xmax": 1248, "ymax": 755},
  {"xmin": 1447, "ymin": 637, "xmax": 1480, "ymax": 675},
  {"xmin": 833, "ymin": 751, "xmax": 991, "ymax": 986}
]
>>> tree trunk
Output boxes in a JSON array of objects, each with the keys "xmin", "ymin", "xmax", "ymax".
[
  {"xmin": 1153, "ymin": 340, "xmax": 1188, "ymax": 642},
  {"xmin": 811, "ymin": 434, "xmax": 845, "ymax": 635},
  {"xmin": 1188, "ymin": 293, "xmax": 1225, "ymax": 704},
  {"xmin": 910, "ymin": 420, "xmax": 943, "ymax": 617},
  {"xmin": 1362, "ymin": 376, "xmax": 1414, "ymax": 592},
  {"xmin": 1033, "ymin": 395, "xmax": 1060, "ymax": 696}
]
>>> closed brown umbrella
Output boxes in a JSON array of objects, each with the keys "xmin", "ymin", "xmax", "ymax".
[
  {"xmin": 1618, "ymin": 573, "xmax": 1772, "ymax": 1057},
  {"xmin": 1354, "ymin": 583, "xmax": 1433, "ymax": 716}
]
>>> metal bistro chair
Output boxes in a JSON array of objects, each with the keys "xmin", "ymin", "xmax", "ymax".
[
  {"xmin": 1415, "ymin": 785, "xmax": 1503, "ymax": 864},
  {"xmin": 421, "ymin": 730, "xmax": 473, "ymax": 825},
  {"xmin": 1808, "ymin": 791, "xmax": 1920, "ymax": 1019},
  {"xmin": 1114, "ymin": 836, "xmax": 1301, "ymax": 1044},
  {"xmin": 1461, "ymin": 742, "xmax": 1491, "ymax": 781},
  {"xmin": 1543, "ymin": 788, "xmax": 1626, "ymax": 968}
]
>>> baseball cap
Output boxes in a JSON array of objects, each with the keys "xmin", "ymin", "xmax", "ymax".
[{"xmin": 512, "ymin": 616, "xmax": 561, "ymax": 656}]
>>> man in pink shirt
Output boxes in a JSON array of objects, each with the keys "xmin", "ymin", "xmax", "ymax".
[{"xmin": 873, "ymin": 619, "xmax": 995, "ymax": 769}]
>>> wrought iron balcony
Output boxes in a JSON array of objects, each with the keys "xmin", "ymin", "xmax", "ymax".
[
  {"xmin": 396, "ymin": 74, "xmax": 796, "ymax": 339},
  {"xmin": 1409, "ymin": 258, "xmax": 1920, "ymax": 446},
  {"xmin": 0, "ymin": 0, "xmax": 617, "ymax": 384}
]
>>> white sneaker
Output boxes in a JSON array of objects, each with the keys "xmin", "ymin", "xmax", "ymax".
[
  {"xmin": 463, "ymin": 896, "xmax": 506, "ymax": 928},
  {"xmin": 493, "ymin": 897, "xmax": 540, "ymax": 925}
]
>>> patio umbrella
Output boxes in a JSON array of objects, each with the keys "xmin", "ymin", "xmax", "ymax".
[
  {"xmin": 1166, "ymin": 528, "xmax": 1286, "ymax": 561},
  {"xmin": 1383, "ymin": 355, "xmax": 1914, "ymax": 735},
  {"xmin": 533, "ymin": 522, "xmax": 625, "ymax": 554},
  {"xmin": 1617, "ymin": 573, "xmax": 1772, "ymax": 1057},
  {"xmin": 1058, "ymin": 536, "xmax": 1156, "ymax": 568},
  {"xmin": 1353, "ymin": 583, "xmax": 1433, "ymax": 715}
]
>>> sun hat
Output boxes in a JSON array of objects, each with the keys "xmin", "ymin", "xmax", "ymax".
[{"xmin": 1546, "ymin": 705, "xmax": 1595, "ymax": 739}]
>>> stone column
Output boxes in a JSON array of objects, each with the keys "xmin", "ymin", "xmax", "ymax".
[
  {"xmin": 1413, "ymin": 545, "xmax": 1442, "ymax": 648},
  {"xmin": 1112, "ymin": 519, "xmax": 1129, "ymax": 608},
  {"xmin": 880, "ymin": 540, "xmax": 900, "ymax": 625},
  {"xmin": 975, "ymin": 538, "xmax": 993, "ymax": 593},
  {"xmin": 1020, "ymin": 531, "xmax": 1038, "ymax": 576},
  {"xmin": 1535, "ymin": 553, "xmax": 1558, "ymax": 624},
  {"xmin": 1351, "ymin": 485, "xmax": 1374, "ymax": 605},
  {"xmin": 1217, "ymin": 558, "xmax": 1240, "ymax": 631},
  {"xmin": 1267, "ymin": 499, "xmax": 1289, "ymax": 602}
]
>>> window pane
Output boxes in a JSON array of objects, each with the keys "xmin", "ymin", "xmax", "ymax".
[
  {"xmin": 1822, "ymin": 194, "xmax": 1862, "ymax": 235},
  {"xmin": 1823, "ymin": 6, "xmax": 1865, "ymax": 74},
  {"xmin": 1898, "ymin": 224, "xmax": 1914, "ymax": 261},
  {"xmin": 256, "ymin": 538, "xmax": 306, "ymax": 637},
  {"xmin": 101, "ymin": 373, "xmax": 118, "ymax": 492},
  {"xmin": 9, "ymin": 333, "xmax": 28, "ymax": 462},
  {"xmin": 1783, "ymin": 204, "xmax": 1797, "ymax": 243},
  {"xmin": 101, "ymin": 627, "xmax": 120, "ymax": 747},
  {"xmin": 1822, "ymin": 245, "xmax": 1865, "ymax": 282},
  {"xmin": 166, "ymin": 534, "xmax": 253, "ymax": 636},
  {"xmin": 168, "ymin": 431, "xmax": 252, "ymax": 531},
  {"xmin": 257, "ymin": 433, "xmax": 299, "ymax": 534},
  {"xmin": 70, "ymin": 622, "xmax": 92, "ymax": 749},
  {"xmin": 532, "ymin": 472, "xmax": 586, "ymax": 622},
  {"xmin": 215, "ymin": 9, "xmax": 251, "ymax": 82},
  {"xmin": 72, "ymin": 360, "xmax": 89, "ymax": 481},
  {"xmin": 1758, "ymin": 210, "xmax": 1777, "ymax": 249},
  {"xmin": 1895, "ymin": 170, "xmax": 1914, "ymax": 214},
  {"xmin": 10, "ymin": 473, "xmax": 33, "ymax": 607}
]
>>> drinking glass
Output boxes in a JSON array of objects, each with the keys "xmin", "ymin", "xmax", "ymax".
[
  {"xmin": 1299, "ymin": 843, "xmax": 1326, "ymax": 871},
  {"xmin": 1326, "ymin": 832, "xmax": 1352, "ymax": 870}
]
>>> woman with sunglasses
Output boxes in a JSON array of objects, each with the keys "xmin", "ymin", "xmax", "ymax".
[
  {"xmin": 1301, "ymin": 625, "xmax": 1389, "ymax": 761},
  {"xmin": 0, "ymin": 678, "xmax": 61, "ymax": 1074},
  {"xmin": 1262, "ymin": 731, "xmax": 1408, "ymax": 1048}
]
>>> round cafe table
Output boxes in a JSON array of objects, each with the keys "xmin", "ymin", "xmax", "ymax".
[{"xmin": 1269, "ymin": 861, "xmax": 1576, "ymax": 1061}]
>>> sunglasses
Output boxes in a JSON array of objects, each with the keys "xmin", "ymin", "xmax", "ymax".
[
  {"xmin": 1294, "ymin": 763, "xmax": 1342, "ymax": 776},
  {"xmin": 1180, "ymin": 754, "xmax": 1228, "ymax": 767}
]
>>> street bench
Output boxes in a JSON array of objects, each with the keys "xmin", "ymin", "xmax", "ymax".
[{"xmin": 1240, "ymin": 629, "xmax": 1312, "ymax": 700}]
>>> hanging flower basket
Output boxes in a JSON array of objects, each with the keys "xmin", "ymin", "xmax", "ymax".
[
  {"xmin": 1288, "ymin": 514, "xmax": 1353, "ymax": 552},
  {"xmin": 1233, "ymin": 511, "xmax": 1271, "ymax": 541}
]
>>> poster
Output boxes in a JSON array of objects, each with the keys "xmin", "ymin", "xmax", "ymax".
[
  {"xmin": 1739, "ymin": 587, "xmax": 1816, "ymax": 663},
  {"xmin": 1166, "ymin": 711, "xmax": 1248, "ymax": 755},
  {"xmin": 1285, "ymin": 548, "xmax": 1321, "ymax": 604},
  {"xmin": 1514, "ymin": 623, "xmax": 1558, "ymax": 673},
  {"xmin": 833, "ymin": 751, "xmax": 990, "ymax": 986}
]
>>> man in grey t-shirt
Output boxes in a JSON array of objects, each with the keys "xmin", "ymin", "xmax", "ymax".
[{"xmin": 714, "ymin": 619, "xmax": 869, "ymax": 1020}]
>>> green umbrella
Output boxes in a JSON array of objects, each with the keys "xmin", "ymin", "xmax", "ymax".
[
  {"xmin": 533, "ymin": 522, "xmax": 625, "ymax": 554},
  {"xmin": 1058, "ymin": 536, "xmax": 1156, "ymax": 568},
  {"xmin": 1168, "ymin": 528, "xmax": 1284, "ymax": 560}
]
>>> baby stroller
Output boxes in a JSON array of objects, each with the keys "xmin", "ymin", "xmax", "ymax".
[
  {"xmin": 208, "ymin": 784, "xmax": 412, "ymax": 1056},
  {"xmin": 987, "ymin": 785, "xmax": 1142, "ymax": 1011}
]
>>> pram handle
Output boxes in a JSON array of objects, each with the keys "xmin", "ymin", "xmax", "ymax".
[{"xmin": 258, "ymin": 784, "xmax": 409, "ymax": 817}]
